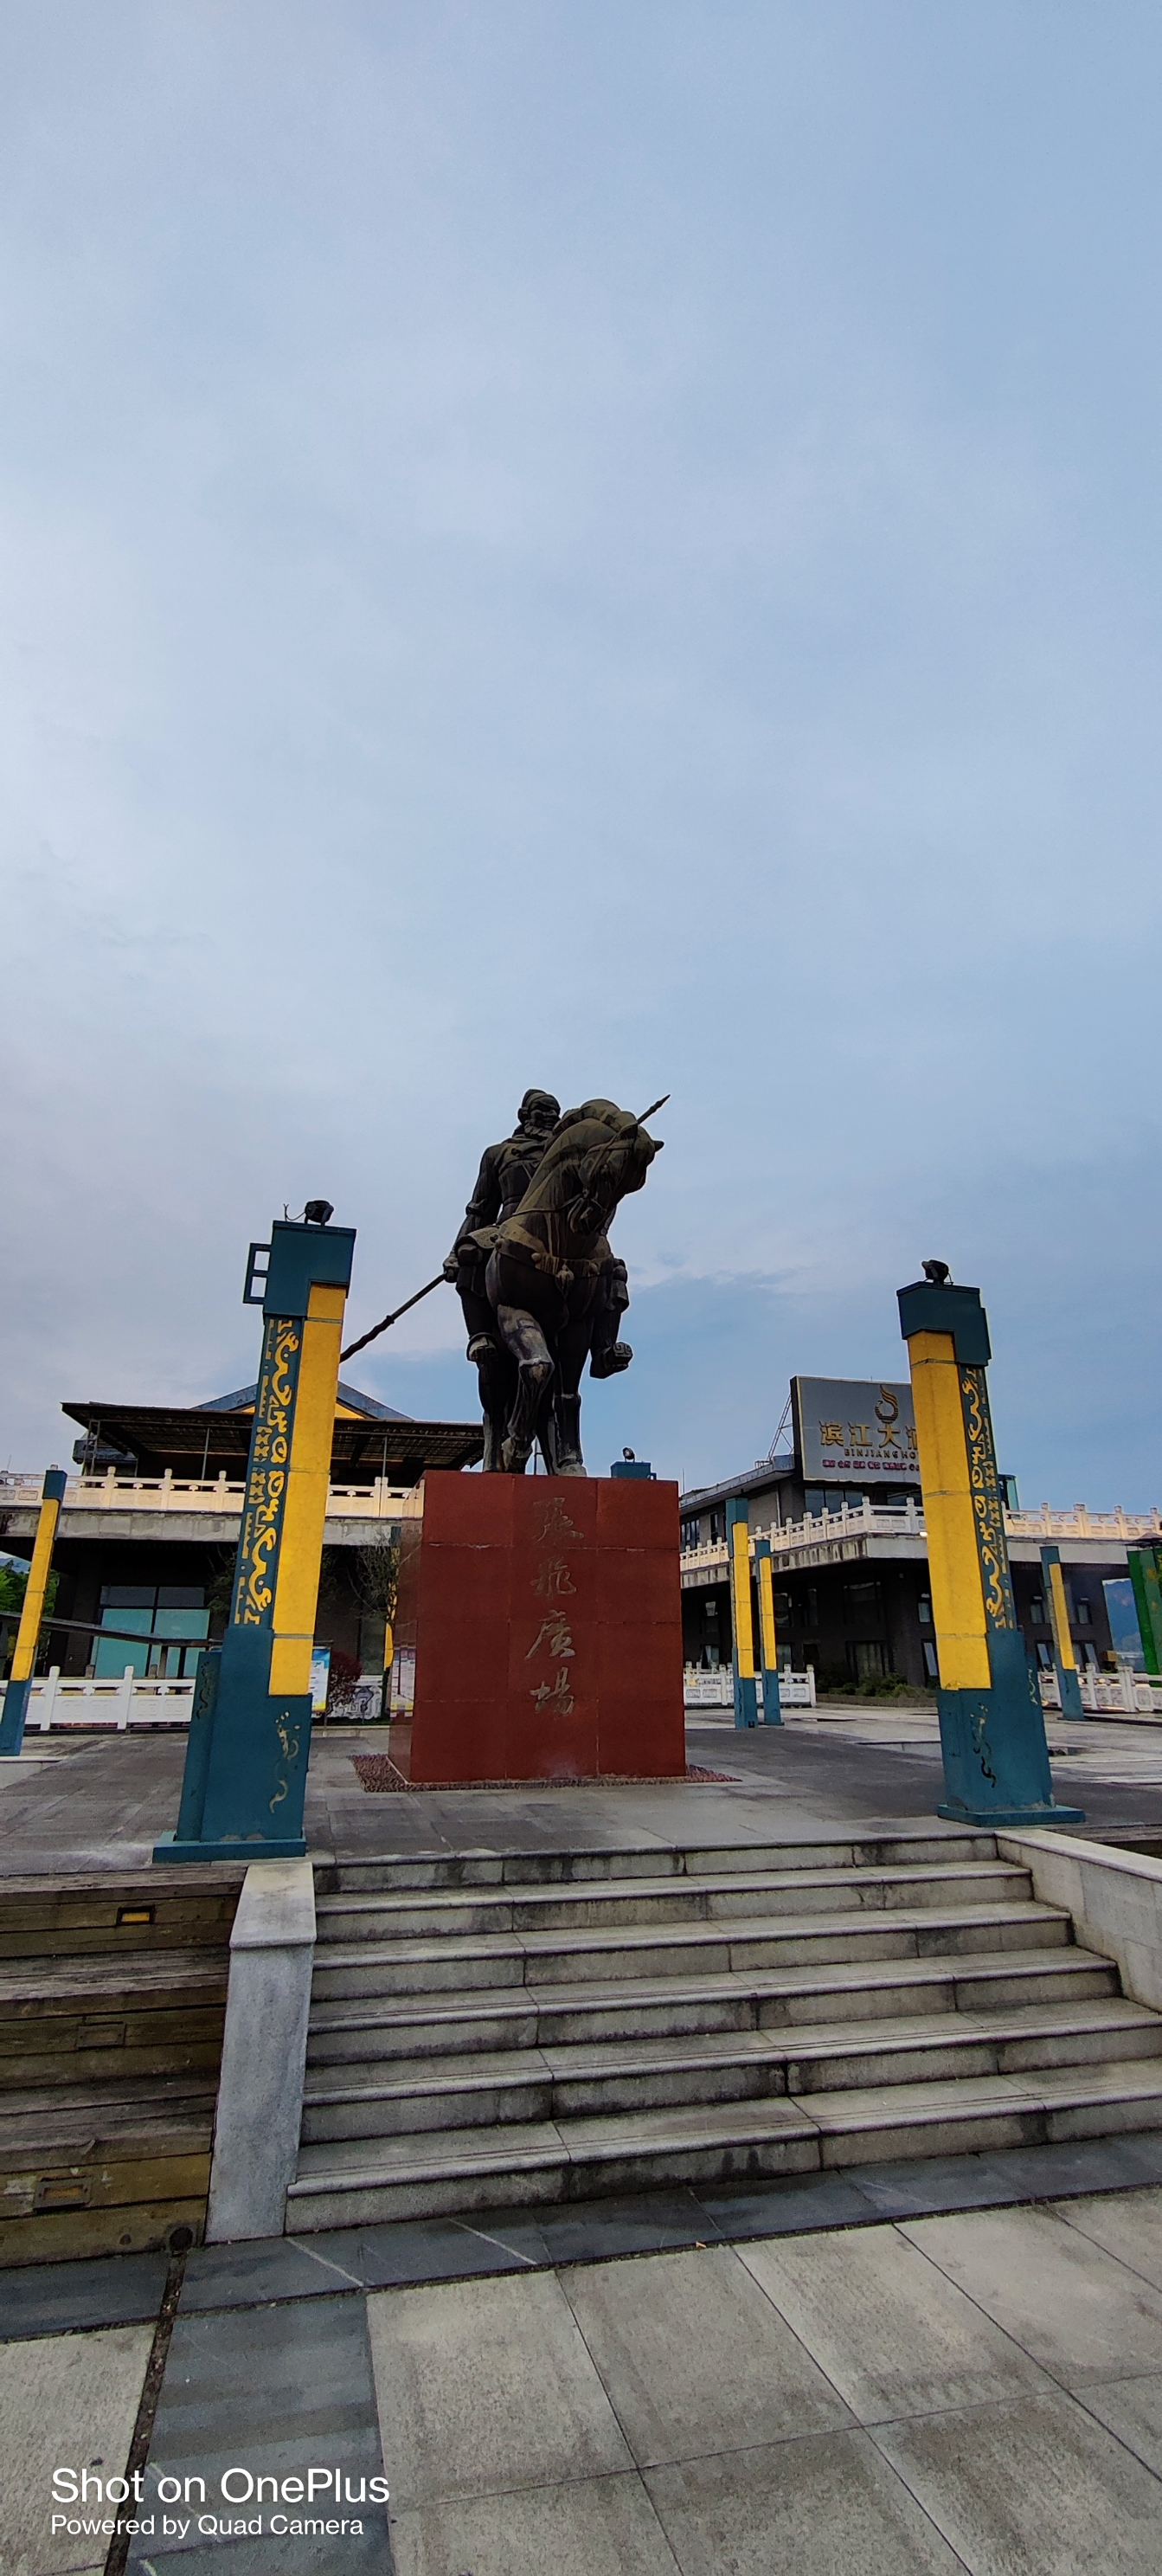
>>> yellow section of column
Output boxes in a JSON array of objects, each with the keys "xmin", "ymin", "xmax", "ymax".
[
  {"xmin": 757, "ymin": 1555, "xmax": 778, "ymax": 1672},
  {"xmin": 10, "ymin": 1494, "xmax": 62, "ymax": 1684},
  {"xmin": 1048, "ymin": 1561, "xmax": 1077, "ymax": 1672},
  {"xmin": 268, "ymin": 1282, "xmax": 347, "ymax": 1697},
  {"xmin": 908, "ymin": 1329, "xmax": 991, "ymax": 1691},
  {"xmin": 730, "ymin": 1522, "xmax": 755, "ymax": 1680}
]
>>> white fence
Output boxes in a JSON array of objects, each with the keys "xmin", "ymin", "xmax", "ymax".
[
  {"xmin": 0, "ymin": 1666, "xmax": 196, "ymax": 1729},
  {"xmin": 684, "ymin": 1665, "xmax": 816, "ymax": 1710},
  {"xmin": 680, "ymin": 1496, "xmax": 1162, "ymax": 1577},
  {"xmin": 0, "ymin": 1469, "xmax": 423, "ymax": 1521},
  {"xmin": 1038, "ymin": 1665, "xmax": 1162, "ymax": 1720}
]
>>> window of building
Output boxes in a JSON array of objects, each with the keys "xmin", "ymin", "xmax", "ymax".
[
  {"xmin": 804, "ymin": 1488, "xmax": 825, "ymax": 1518},
  {"xmin": 1035, "ymin": 1640, "xmax": 1054, "ymax": 1670},
  {"xmin": 709, "ymin": 1510, "xmax": 724, "ymax": 1542},
  {"xmin": 922, "ymin": 1640, "xmax": 939, "ymax": 1682},
  {"xmin": 1077, "ymin": 1639, "xmax": 1100, "ymax": 1670},
  {"xmin": 847, "ymin": 1640, "xmax": 889, "ymax": 1681},
  {"xmin": 806, "ymin": 1586, "xmax": 819, "ymax": 1627},
  {"xmin": 1030, "ymin": 1593, "xmax": 1046, "ymax": 1624},
  {"xmin": 680, "ymin": 1518, "xmax": 700, "ymax": 1549},
  {"xmin": 918, "ymin": 1594, "xmax": 933, "ymax": 1626},
  {"xmin": 94, "ymin": 1585, "xmax": 209, "ymax": 1680},
  {"xmin": 844, "ymin": 1580, "xmax": 882, "ymax": 1615},
  {"xmin": 1075, "ymin": 1597, "xmax": 1092, "ymax": 1625},
  {"xmin": 774, "ymin": 1591, "xmax": 792, "ymax": 1626}
]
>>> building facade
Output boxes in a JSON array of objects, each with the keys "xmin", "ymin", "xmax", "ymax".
[
  {"xmin": 679, "ymin": 1375, "xmax": 1159, "ymax": 1689},
  {"xmin": 0, "ymin": 1383, "xmax": 483, "ymax": 1691}
]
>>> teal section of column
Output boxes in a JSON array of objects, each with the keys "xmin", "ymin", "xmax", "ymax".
[
  {"xmin": 727, "ymin": 1497, "xmax": 758, "ymax": 1729},
  {"xmin": 1040, "ymin": 1542, "xmax": 1083, "ymax": 1718},
  {"xmin": 156, "ymin": 1216, "xmax": 355, "ymax": 1864},
  {"xmin": 754, "ymin": 1538, "xmax": 783, "ymax": 1723}
]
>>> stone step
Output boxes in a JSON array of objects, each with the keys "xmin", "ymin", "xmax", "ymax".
[
  {"xmin": 299, "ymin": 1996, "xmax": 1162, "ymax": 2141},
  {"xmin": 305, "ymin": 1944, "xmax": 1119, "ymax": 2065},
  {"xmin": 286, "ymin": 2056, "xmax": 1162, "ymax": 2231},
  {"xmin": 325, "ymin": 1832, "xmax": 992, "ymax": 1894},
  {"xmin": 314, "ymin": 1860, "xmax": 1031, "ymax": 1943},
  {"xmin": 310, "ymin": 1900, "xmax": 1072, "ymax": 2000}
]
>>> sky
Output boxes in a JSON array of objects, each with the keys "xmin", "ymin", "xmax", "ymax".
[{"xmin": 2, "ymin": 2, "xmax": 1161, "ymax": 1507}]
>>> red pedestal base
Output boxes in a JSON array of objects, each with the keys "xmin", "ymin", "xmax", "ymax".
[{"xmin": 389, "ymin": 1473, "xmax": 686, "ymax": 1786}]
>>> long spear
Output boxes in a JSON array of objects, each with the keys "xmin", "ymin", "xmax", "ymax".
[{"xmin": 340, "ymin": 1272, "xmax": 446, "ymax": 1364}]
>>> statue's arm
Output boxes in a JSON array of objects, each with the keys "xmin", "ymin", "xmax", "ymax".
[{"xmin": 445, "ymin": 1145, "xmax": 502, "ymax": 1271}]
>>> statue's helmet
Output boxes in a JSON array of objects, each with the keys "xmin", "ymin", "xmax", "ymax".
[{"xmin": 518, "ymin": 1088, "xmax": 560, "ymax": 1128}]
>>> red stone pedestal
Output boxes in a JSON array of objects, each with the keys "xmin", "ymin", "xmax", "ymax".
[{"xmin": 388, "ymin": 1473, "xmax": 685, "ymax": 1785}]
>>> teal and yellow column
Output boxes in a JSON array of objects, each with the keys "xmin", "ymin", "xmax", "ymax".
[
  {"xmin": 898, "ymin": 1271, "xmax": 1082, "ymax": 1827},
  {"xmin": 157, "ymin": 1215, "xmax": 356, "ymax": 1862},
  {"xmin": 728, "ymin": 1498, "xmax": 758, "ymax": 1728},
  {"xmin": 1041, "ymin": 1543, "xmax": 1082, "ymax": 1718},
  {"xmin": 754, "ymin": 1538, "xmax": 783, "ymax": 1723},
  {"xmin": 0, "ymin": 1469, "xmax": 67, "ymax": 1757},
  {"xmin": 1127, "ymin": 1546, "xmax": 1162, "ymax": 1677}
]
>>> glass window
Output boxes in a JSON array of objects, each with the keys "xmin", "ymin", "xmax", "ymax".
[
  {"xmin": 94, "ymin": 1585, "xmax": 208, "ymax": 1680},
  {"xmin": 918, "ymin": 1594, "xmax": 933, "ymax": 1626},
  {"xmin": 1036, "ymin": 1640, "xmax": 1054, "ymax": 1669},
  {"xmin": 922, "ymin": 1640, "xmax": 939, "ymax": 1682},
  {"xmin": 847, "ymin": 1640, "xmax": 889, "ymax": 1681},
  {"xmin": 804, "ymin": 1489, "xmax": 825, "ymax": 1518},
  {"xmin": 1075, "ymin": 1598, "xmax": 1092, "ymax": 1625}
]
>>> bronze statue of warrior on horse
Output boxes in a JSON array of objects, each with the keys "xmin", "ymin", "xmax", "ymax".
[{"xmin": 445, "ymin": 1092, "xmax": 665, "ymax": 1473}]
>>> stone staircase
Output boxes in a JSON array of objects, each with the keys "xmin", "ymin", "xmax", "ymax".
[{"xmin": 287, "ymin": 1832, "xmax": 1162, "ymax": 2232}]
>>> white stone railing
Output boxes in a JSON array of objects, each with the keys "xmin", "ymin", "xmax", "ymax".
[
  {"xmin": 680, "ymin": 1496, "xmax": 1162, "ymax": 1573},
  {"xmin": 0, "ymin": 1667, "xmax": 196, "ymax": 1729},
  {"xmin": 0, "ymin": 1469, "xmax": 422, "ymax": 1520},
  {"xmin": 1037, "ymin": 1665, "xmax": 1162, "ymax": 1719},
  {"xmin": 684, "ymin": 1665, "xmax": 816, "ymax": 1709}
]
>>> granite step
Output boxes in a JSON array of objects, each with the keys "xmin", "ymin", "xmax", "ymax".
[
  {"xmin": 286, "ymin": 2056, "xmax": 1162, "ymax": 2231},
  {"xmin": 325, "ymin": 1832, "xmax": 992, "ymax": 1895},
  {"xmin": 313, "ymin": 1859, "xmax": 1032, "ymax": 1943},
  {"xmin": 310, "ymin": 1898, "xmax": 1073, "ymax": 2001},
  {"xmin": 305, "ymin": 1943, "xmax": 1120, "ymax": 2065},
  {"xmin": 300, "ymin": 1997, "xmax": 1162, "ymax": 2141}
]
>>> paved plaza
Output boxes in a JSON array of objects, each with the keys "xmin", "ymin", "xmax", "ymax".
[
  {"xmin": 5, "ymin": 2184, "xmax": 1162, "ymax": 2574},
  {"xmin": 3, "ymin": 1706, "xmax": 1162, "ymax": 1881},
  {"xmin": 4, "ymin": 1715, "xmax": 1162, "ymax": 2573}
]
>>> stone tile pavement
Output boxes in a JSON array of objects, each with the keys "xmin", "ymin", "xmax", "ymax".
[{"xmin": 7, "ymin": 2176, "xmax": 1162, "ymax": 2575}]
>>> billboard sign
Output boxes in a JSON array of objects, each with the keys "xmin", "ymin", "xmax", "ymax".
[{"xmin": 793, "ymin": 1376, "xmax": 920, "ymax": 1484}]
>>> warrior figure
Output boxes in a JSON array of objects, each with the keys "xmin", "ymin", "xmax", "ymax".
[
  {"xmin": 445, "ymin": 1090, "xmax": 561, "ymax": 1470},
  {"xmin": 447, "ymin": 1091, "xmax": 651, "ymax": 1473}
]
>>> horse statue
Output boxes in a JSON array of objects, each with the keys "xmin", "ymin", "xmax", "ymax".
[{"xmin": 448, "ymin": 1095, "xmax": 664, "ymax": 1474}]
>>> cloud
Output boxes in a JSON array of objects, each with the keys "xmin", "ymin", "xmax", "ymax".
[{"xmin": 2, "ymin": 2, "xmax": 1160, "ymax": 1504}]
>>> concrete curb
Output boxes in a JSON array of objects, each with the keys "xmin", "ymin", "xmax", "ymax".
[
  {"xmin": 206, "ymin": 1859, "xmax": 316, "ymax": 2244},
  {"xmin": 998, "ymin": 1829, "xmax": 1162, "ymax": 2016}
]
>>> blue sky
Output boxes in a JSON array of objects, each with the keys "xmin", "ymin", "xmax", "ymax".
[{"xmin": 2, "ymin": 3, "xmax": 1160, "ymax": 1505}]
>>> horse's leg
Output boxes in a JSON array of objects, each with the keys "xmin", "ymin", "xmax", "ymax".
[
  {"xmin": 551, "ymin": 1294, "xmax": 597, "ymax": 1475},
  {"xmin": 491, "ymin": 1302, "xmax": 555, "ymax": 1474}
]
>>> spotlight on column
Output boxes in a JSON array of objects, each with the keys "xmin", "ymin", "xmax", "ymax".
[{"xmin": 304, "ymin": 1200, "xmax": 335, "ymax": 1227}]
